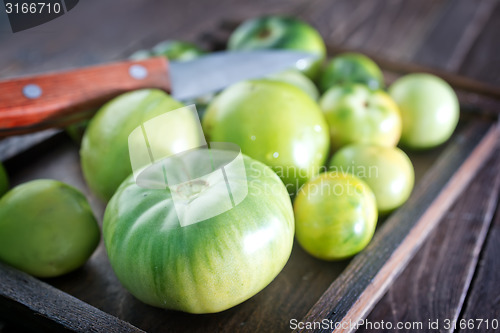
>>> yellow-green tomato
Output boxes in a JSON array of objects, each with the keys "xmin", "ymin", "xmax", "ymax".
[
  {"xmin": 81, "ymin": 89, "xmax": 201, "ymax": 201},
  {"xmin": 319, "ymin": 84, "xmax": 402, "ymax": 151},
  {"xmin": 294, "ymin": 172, "xmax": 377, "ymax": 260},
  {"xmin": 389, "ymin": 73, "xmax": 459, "ymax": 149},
  {"xmin": 0, "ymin": 162, "xmax": 8, "ymax": 196},
  {"xmin": 0, "ymin": 180, "xmax": 100, "ymax": 278},
  {"xmin": 319, "ymin": 52, "xmax": 384, "ymax": 92},
  {"xmin": 228, "ymin": 16, "xmax": 326, "ymax": 79},
  {"xmin": 329, "ymin": 145, "xmax": 414, "ymax": 214},
  {"xmin": 203, "ymin": 80, "xmax": 330, "ymax": 194}
]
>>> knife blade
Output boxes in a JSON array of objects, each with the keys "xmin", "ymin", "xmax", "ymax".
[
  {"xmin": 170, "ymin": 50, "xmax": 315, "ymax": 100},
  {"xmin": 0, "ymin": 50, "xmax": 316, "ymax": 137}
]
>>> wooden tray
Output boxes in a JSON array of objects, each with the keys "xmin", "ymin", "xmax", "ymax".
[{"xmin": 1, "ymin": 23, "xmax": 499, "ymax": 333}]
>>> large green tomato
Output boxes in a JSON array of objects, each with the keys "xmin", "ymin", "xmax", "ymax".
[
  {"xmin": 103, "ymin": 152, "xmax": 294, "ymax": 313},
  {"xmin": 294, "ymin": 172, "xmax": 377, "ymax": 260},
  {"xmin": 228, "ymin": 16, "xmax": 326, "ymax": 79},
  {"xmin": 0, "ymin": 180, "xmax": 99, "ymax": 277},
  {"xmin": 389, "ymin": 73, "xmax": 459, "ymax": 149},
  {"xmin": 329, "ymin": 144, "xmax": 414, "ymax": 214},
  {"xmin": 319, "ymin": 84, "xmax": 402, "ymax": 151},
  {"xmin": 267, "ymin": 69, "xmax": 319, "ymax": 100},
  {"xmin": 0, "ymin": 162, "xmax": 8, "ymax": 196},
  {"xmin": 80, "ymin": 89, "xmax": 201, "ymax": 201},
  {"xmin": 202, "ymin": 80, "xmax": 329, "ymax": 194},
  {"xmin": 319, "ymin": 52, "xmax": 384, "ymax": 92}
]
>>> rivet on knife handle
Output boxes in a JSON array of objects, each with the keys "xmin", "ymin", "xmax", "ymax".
[{"xmin": 0, "ymin": 57, "xmax": 171, "ymax": 137}]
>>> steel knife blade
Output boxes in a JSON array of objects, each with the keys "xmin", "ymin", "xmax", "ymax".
[{"xmin": 0, "ymin": 50, "xmax": 316, "ymax": 137}]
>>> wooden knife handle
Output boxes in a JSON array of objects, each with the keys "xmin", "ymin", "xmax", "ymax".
[{"xmin": 0, "ymin": 57, "xmax": 171, "ymax": 137}]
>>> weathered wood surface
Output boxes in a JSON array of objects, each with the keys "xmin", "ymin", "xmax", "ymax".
[
  {"xmin": 459, "ymin": 195, "xmax": 500, "ymax": 333},
  {"xmin": 1, "ymin": 0, "xmax": 500, "ymax": 332},
  {"xmin": 0, "ymin": 262, "xmax": 144, "ymax": 333},
  {"xmin": 358, "ymin": 139, "xmax": 500, "ymax": 333}
]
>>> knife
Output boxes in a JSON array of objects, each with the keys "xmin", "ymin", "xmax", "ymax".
[{"xmin": 0, "ymin": 50, "xmax": 316, "ymax": 137}]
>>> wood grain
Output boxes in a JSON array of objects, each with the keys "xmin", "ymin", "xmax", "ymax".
[
  {"xmin": 359, "ymin": 142, "xmax": 500, "ymax": 333},
  {"xmin": 412, "ymin": 0, "xmax": 497, "ymax": 72},
  {"xmin": 1, "ymin": 1, "xmax": 500, "ymax": 332},
  {"xmin": 458, "ymin": 1, "xmax": 500, "ymax": 86},
  {"xmin": 296, "ymin": 120, "xmax": 499, "ymax": 333},
  {"xmin": 459, "ymin": 199, "xmax": 500, "ymax": 332},
  {"xmin": 0, "ymin": 262, "xmax": 144, "ymax": 333},
  {"xmin": 0, "ymin": 57, "xmax": 170, "ymax": 137}
]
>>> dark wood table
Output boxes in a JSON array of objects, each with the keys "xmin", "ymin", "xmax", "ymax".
[{"xmin": 1, "ymin": 1, "xmax": 499, "ymax": 332}]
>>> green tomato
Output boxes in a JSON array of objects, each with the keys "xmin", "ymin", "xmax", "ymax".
[
  {"xmin": 65, "ymin": 119, "xmax": 90, "ymax": 144},
  {"xmin": 103, "ymin": 152, "xmax": 294, "ymax": 313},
  {"xmin": 0, "ymin": 180, "xmax": 99, "ymax": 277},
  {"xmin": 202, "ymin": 80, "xmax": 329, "ymax": 194},
  {"xmin": 319, "ymin": 52, "xmax": 384, "ymax": 92},
  {"xmin": 129, "ymin": 40, "xmax": 205, "ymax": 62},
  {"xmin": 151, "ymin": 40, "xmax": 205, "ymax": 61},
  {"xmin": 319, "ymin": 84, "xmax": 402, "ymax": 151},
  {"xmin": 329, "ymin": 144, "xmax": 414, "ymax": 214},
  {"xmin": 0, "ymin": 162, "xmax": 8, "ymax": 196},
  {"xmin": 389, "ymin": 73, "xmax": 459, "ymax": 149},
  {"xmin": 228, "ymin": 16, "xmax": 326, "ymax": 79},
  {"xmin": 294, "ymin": 172, "xmax": 377, "ymax": 260},
  {"xmin": 80, "ymin": 89, "xmax": 202, "ymax": 201},
  {"xmin": 128, "ymin": 49, "xmax": 152, "ymax": 61},
  {"xmin": 267, "ymin": 69, "xmax": 319, "ymax": 100}
]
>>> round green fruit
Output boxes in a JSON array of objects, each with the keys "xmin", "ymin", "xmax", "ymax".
[
  {"xmin": 389, "ymin": 73, "xmax": 459, "ymax": 149},
  {"xmin": 81, "ymin": 89, "xmax": 201, "ymax": 201},
  {"xmin": 329, "ymin": 144, "xmax": 414, "ymax": 214},
  {"xmin": 103, "ymin": 152, "xmax": 294, "ymax": 313},
  {"xmin": 228, "ymin": 16, "xmax": 326, "ymax": 79},
  {"xmin": 319, "ymin": 52, "xmax": 384, "ymax": 92},
  {"xmin": 151, "ymin": 40, "xmax": 205, "ymax": 61},
  {"xmin": 202, "ymin": 80, "xmax": 329, "ymax": 194},
  {"xmin": 0, "ymin": 162, "xmax": 8, "ymax": 196},
  {"xmin": 267, "ymin": 69, "xmax": 319, "ymax": 100},
  {"xmin": 319, "ymin": 84, "xmax": 402, "ymax": 151},
  {"xmin": 0, "ymin": 180, "xmax": 100, "ymax": 277},
  {"xmin": 130, "ymin": 40, "xmax": 205, "ymax": 62},
  {"xmin": 294, "ymin": 172, "xmax": 377, "ymax": 260}
]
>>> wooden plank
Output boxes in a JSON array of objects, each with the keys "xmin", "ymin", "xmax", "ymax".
[
  {"xmin": 412, "ymin": 0, "xmax": 497, "ymax": 72},
  {"xmin": 358, "ymin": 142, "xmax": 500, "ymax": 333},
  {"xmin": 295, "ymin": 120, "xmax": 499, "ymax": 333},
  {"xmin": 0, "ymin": 262, "xmax": 144, "ymax": 333},
  {"xmin": 459, "ymin": 199, "xmax": 500, "ymax": 332},
  {"xmin": 298, "ymin": 0, "xmax": 448, "ymax": 62},
  {"xmin": 458, "ymin": 0, "xmax": 500, "ymax": 85}
]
